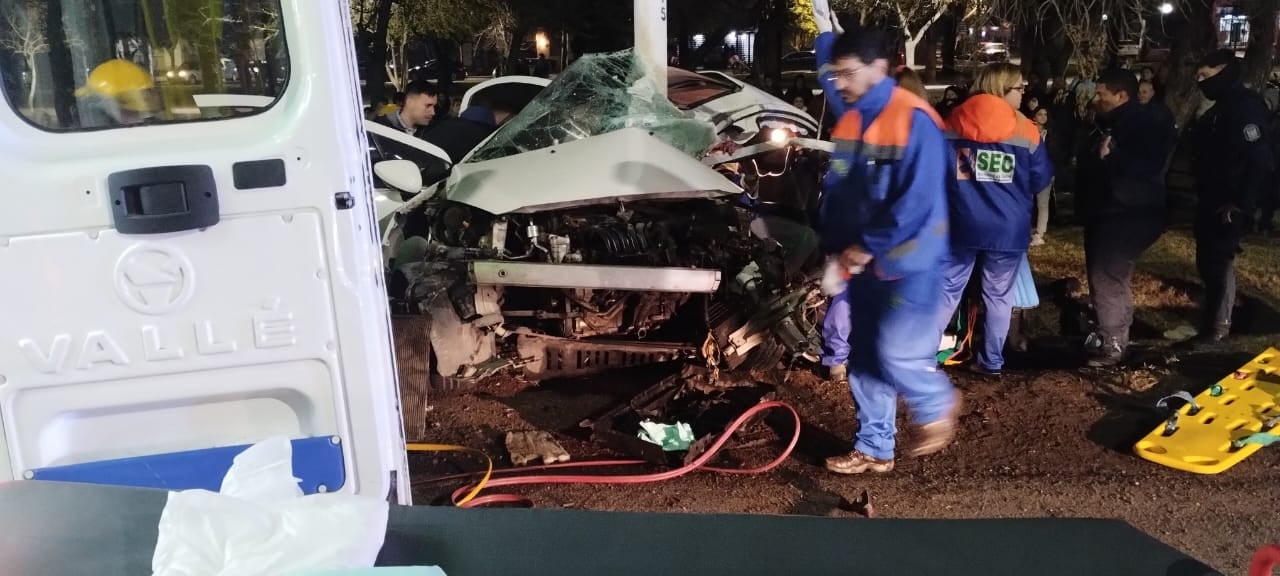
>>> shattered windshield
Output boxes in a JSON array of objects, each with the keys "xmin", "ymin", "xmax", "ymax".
[{"xmin": 467, "ymin": 49, "xmax": 716, "ymax": 162}]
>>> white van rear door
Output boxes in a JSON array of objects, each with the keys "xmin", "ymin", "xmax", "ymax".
[{"xmin": 0, "ymin": 0, "xmax": 409, "ymax": 502}]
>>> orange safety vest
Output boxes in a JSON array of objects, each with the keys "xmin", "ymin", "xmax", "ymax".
[
  {"xmin": 820, "ymin": 86, "xmax": 949, "ymax": 280},
  {"xmin": 830, "ymin": 88, "xmax": 943, "ymax": 163}
]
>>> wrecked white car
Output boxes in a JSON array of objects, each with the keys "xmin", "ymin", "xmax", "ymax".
[{"xmin": 372, "ymin": 50, "xmax": 830, "ymax": 388}]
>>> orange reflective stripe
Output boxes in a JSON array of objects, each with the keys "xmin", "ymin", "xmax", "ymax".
[
  {"xmin": 831, "ymin": 88, "xmax": 941, "ymax": 161},
  {"xmin": 998, "ymin": 114, "xmax": 1041, "ymax": 153},
  {"xmin": 1014, "ymin": 113, "xmax": 1041, "ymax": 143},
  {"xmin": 862, "ymin": 88, "xmax": 943, "ymax": 148},
  {"xmin": 832, "ymin": 110, "xmax": 863, "ymax": 140},
  {"xmin": 989, "ymin": 116, "xmax": 1041, "ymax": 153}
]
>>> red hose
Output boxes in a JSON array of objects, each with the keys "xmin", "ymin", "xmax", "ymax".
[
  {"xmin": 1250, "ymin": 545, "xmax": 1280, "ymax": 576},
  {"xmin": 423, "ymin": 400, "xmax": 802, "ymax": 508}
]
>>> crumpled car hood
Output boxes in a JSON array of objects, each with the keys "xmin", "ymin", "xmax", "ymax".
[
  {"xmin": 443, "ymin": 49, "xmax": 735, "ymax": 215},
  {"xmin": 446, "ymin": 127, "xmax": 742, "ymax": 215}
]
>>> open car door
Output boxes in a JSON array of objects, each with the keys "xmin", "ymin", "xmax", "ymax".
[{"xmin": 0, "ymin": 0, "xmax": 409, "ymax": 502}]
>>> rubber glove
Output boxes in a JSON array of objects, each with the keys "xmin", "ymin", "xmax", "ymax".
[{"xmin": 820, "ymin": 257, "xmax": 863, "ymax": 296}]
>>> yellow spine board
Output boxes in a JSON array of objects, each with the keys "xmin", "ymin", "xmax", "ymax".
[{"xmin": 1134, "ymin": 348, "xmax": 1280, "ymax": 474}]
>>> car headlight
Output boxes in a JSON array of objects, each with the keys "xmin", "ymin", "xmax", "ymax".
[{"xmin": 759, "ymin": 119, "xmax": 802, "ymax": 144}]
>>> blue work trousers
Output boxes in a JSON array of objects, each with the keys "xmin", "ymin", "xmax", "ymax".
[
  {"xmin": 821, "ymin": 289, "xmax": 850, "ymax": 366},
  {"xmin": 845, "ymin": 268, "xmax": 957, "ymax": 461},
  {"xmin": 935, "ymin": 248, "xmax": 1022, "ymax": 371}
]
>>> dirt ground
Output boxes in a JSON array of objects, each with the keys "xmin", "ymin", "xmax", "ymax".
[{"xmin": 408, "ymin": 227, "xmax": 1280, "ymax": 575}]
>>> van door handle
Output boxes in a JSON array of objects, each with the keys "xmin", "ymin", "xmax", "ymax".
[{"xmin": 108, "ymin": 165, "xmax": 219, "ymax": 235}]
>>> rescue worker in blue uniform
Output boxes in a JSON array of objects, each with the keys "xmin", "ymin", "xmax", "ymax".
[
  {"xmin": 936, "ymin": 63, "xmax": 1054, "ymax": 376},
  {"xmin": 1188, "ymin": 50, "xmax": 1273, "ymax": 344},
  {"xmin": 811, "ymin": 3, "xmax": 962, "ymax": 474},
  {"xmin": 820, "ymin": 283, "xmax": 852, "ymax": 381}
]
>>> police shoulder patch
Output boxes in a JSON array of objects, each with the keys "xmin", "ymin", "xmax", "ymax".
[{"xmin": 1244, "ymin": 123, "xmax": 1262, "ymax": 142}]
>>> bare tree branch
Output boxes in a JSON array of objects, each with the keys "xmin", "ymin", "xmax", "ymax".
[
  {"xmin": 831, "ymin": 0, "xmax": 951, "ymax": 66},
  {"xmin": 0, "ymin": 3, "xmax": 48, "ymax": 55},
  {"xmin": 1, "ymin": 1, "xmax": 48, "ymax": 109}
]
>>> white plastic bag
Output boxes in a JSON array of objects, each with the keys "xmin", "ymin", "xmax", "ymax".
[{"xmin": 152, "ymin": 437, "xmax": 390, "ymax": 576}]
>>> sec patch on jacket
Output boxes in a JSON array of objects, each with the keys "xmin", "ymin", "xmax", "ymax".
[{"xmin": 972, "ymin": 149, "xmax": 1016, "ymax": 183}]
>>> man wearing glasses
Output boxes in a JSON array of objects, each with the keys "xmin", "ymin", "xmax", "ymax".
[{"xmin": 811, "ymin": 1, "xmax": 962, "ymax": 475}]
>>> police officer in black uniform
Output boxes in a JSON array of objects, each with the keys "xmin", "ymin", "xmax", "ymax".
[
  {"xmin": 1189, "ymin": 49, "xmax": 1274, "ymax": 343},
  {"xmin": 1078, "ymin": 69, "xmax": 1175, "ymax": 367}
]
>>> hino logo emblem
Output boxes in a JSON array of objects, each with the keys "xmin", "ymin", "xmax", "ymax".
[{"xmin": 114, "ymin": 244, "xmax": 195, "ymax": 315}]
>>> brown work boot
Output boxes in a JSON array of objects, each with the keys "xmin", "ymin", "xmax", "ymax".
[
  {"xmin": 827, "ymin": 363, "xmax": 847, "ymax": 383},
  {"xmin": 908, "ymin": 392, "xmax": 963, "ymax": 457},
  {"xmin": 825, "ymin": 450, "xmax": 895, "ymax": 474}
]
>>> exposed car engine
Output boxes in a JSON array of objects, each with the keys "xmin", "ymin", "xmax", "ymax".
[
  {"xmin": 384, "ymin": 182, "xmax": 825, "ymax": 386},
  {"xmin": 392, "ymin": 196, "xmax": 792, "ymax": 332},
  {"xmin": 377, "ymin": 50, "xmax": 828, "ymax": 387}
]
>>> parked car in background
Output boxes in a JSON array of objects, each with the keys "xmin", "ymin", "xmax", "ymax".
[
  {"xmin": 781, "ymin": 51, "xmax": 816, "ymax": 72},
  {"xmin": 973, "ymin": 42, "xmax": 1010, "ymax": 63},
  {"xmin": 409, "ymin": 59, "xmax": 467, "ymax": 82}
]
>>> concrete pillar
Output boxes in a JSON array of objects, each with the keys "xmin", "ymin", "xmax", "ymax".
[{"xmin": 634, "ymin": 0, "xmax": 668, "ymax": 95}]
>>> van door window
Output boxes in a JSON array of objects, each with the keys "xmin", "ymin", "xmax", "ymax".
[{"xmin": 0, "ymin": 0, "xmax": 287, "ymax": 131}]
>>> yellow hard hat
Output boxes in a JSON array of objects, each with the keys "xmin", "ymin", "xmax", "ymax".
[{"xmin": 76, "ymin": 59, "xmax": 155, "ymax": 111}]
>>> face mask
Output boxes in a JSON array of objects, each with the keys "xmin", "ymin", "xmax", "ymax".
[{"xmin": 1198, "ymin": 62, "xmax": 1241, "ymax": 101}]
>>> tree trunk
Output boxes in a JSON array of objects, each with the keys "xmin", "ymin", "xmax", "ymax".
[
  {"xmin": 1102, "ymin": 13, "xmax": 1121, "ymax": 70},
  {"xmin": 1163, "ymin": 0, "xmax": 1217, "ymax": 129},
  {"xmin": 922, "ymin": 31, "xmax": 938, "ymax": 80},
  {"xmin": 1020, "ymin": 19, "xmax": 1039, "ymax": 77},
  {"xmin": 1244, "ymin": 0, "xmax": 1279, "ymax": 90},
  {"xmin": 265, "ymin": 44, "xmax": 280, "ymax": 94},
  {"xmin": 751, "ymin": 0, "xmax": 786, "ymax": 81},
  {"xmin": 1020, "ymin": 13, "xmax": 1056, "ymax": 94},
  {"xmin": 229, "ymin": 0, "xmax": 253, "ymax": 92},
  {"xmin": 25, "ymin": 55, "xmax": 37, "ymax": 110},
  {"xmin": 940, "ymin": 13, "xmax": 957, "ymax": 71},
  {"xmin": 508, "ymin": 22, "xmax": 530, "ymax": 73},
  {"xmin": 387, "ymin": 29, "xmax": 407, "ymax": 91},
  {"xmin": 196, "ymin": 0, "xmax": 225, "ymax": 94},
  {"xmin": 46, "ymin": 0, "xmax": 76, "ymax": 125},
  {"xmin": 900, "ymin": 3, "xmax": 946, "ymax": 70},
  {"xmin": 362, "ymin": 0, "xmax": 394, "ymax": 103},
  {"xmin": 1044, "ymin": 16, "xmax": 1071, "ymax": 83},
  {"xmin": 434, "ymin": 39, "xmax": 455, "ymax": 105},
  {"xmin": 904, "ymin": 34, "xmax": 921, "ymax": 69}
]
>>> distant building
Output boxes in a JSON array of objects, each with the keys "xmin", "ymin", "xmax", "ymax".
[
  {"xmin": 682, "ymin": 31, "xmax": 757, "ymax": 67},
  {"xmin": 1212, "ymin": 0, "xmax": 1280, "ymax": 53}
]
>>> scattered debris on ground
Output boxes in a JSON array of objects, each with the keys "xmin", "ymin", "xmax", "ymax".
[
  {"xmin": 410, "ymin": 232, "xmax": 1280, "ymax": 574},
  {"xmin": 505, "ymin": 430, "xmax": 571, "ymax": 466}
]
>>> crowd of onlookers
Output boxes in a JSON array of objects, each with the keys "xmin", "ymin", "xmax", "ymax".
[
  {"xmin": 758, "ymin": 62, "xmax": 1280, "ymax": 241},
  {"xmin": 746, "ymin": 51, "xmax": 1280, "ymax": 371}
]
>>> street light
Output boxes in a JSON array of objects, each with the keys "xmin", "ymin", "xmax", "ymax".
[{"xmin": 1159, "ymin": 2, "xmax": 1174, "ymax": 14}]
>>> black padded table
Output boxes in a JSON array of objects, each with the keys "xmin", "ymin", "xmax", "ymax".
[{"xmin": 0, "ymin": 481, "xmax": 1220, "ymax": 575}]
